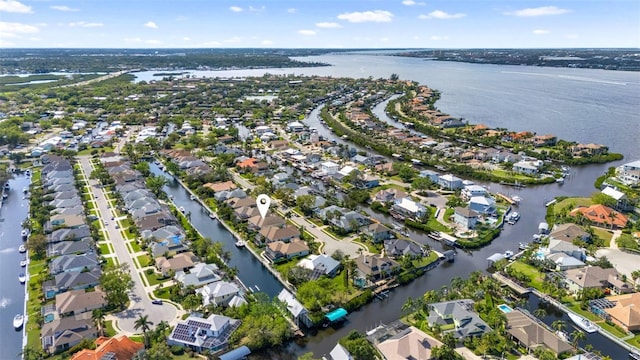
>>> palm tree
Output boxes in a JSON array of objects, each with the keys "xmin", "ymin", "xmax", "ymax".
[
  {"xmin": 551, "ymin": 320, "xmax": 566, "ymax": 333},
  {"xmin": 134, "ymin": 314, "xmax": 154, "ymax": 349},
  {"xmin": 92, "ymin": 308, "xmax": 106, "ymax": 337},
  {"xmin": 402, "ymin": 296, "xmax": 415, "ymax": 315},
  {"xmin": 19, "ymin": 345, "xmax": 45, "ymax": 360},
  {"xmin": 570, "ymin": 330, "xmax": 586, "ymax": 348},
  {"xmin": 533, "ymin": 308, "xmax": 547, "ymax": 319}
]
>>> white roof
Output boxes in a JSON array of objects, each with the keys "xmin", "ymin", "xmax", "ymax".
[
  {"xmin": 395, "ymin": 197, "xmax": 426, "ymax": 213},
  {"xmin": 602, "ymin": 186, "xmax": 625, "ymax": 200},
  {"xmin": 339, "ymin": 166, "xmax": 356, "ymax": 176},
  {"xmin": 288, "ymin": 121, "xmax": 304, "ymax": 127},
  {"xmin": 277, "ymin": 289, "xmax": 306, "ymax": 317},
  {"xmin": 469, "ymin": 196, "xmax": 495, "ymax": 206},
  {"xmin": 440, "ymin": 174, "xmax": 461, "ymax": 182},
  {"xmin": 464, "ymin": 185, "xmax": 487, "ymax": 193},
  {"xmin": 297, "ymin": 254, "xmax": 340, "ymax": 275},
  {"xmin": 322, "ymin": 161, "xmax": 339, "ymax": 168}
]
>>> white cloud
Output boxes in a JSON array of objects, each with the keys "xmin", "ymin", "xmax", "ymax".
[
  {"xmin": 69, "ymin": 21, "xmax": 103, "ymax": 28},
  {"xmin": 504, "ymin": 6, "xmax": 570, "ymax": 17},
  {"xmin": 419, "ymin": 10, "xmax": 466, "ymax": 19},
  {"xmin": 50, "ymin": 5, "xmax": 78, "ymax": 12},
  {"xmin": 229, "ymin": 6, "xmax": 243, "ymax": 12},
  {"xmin": 430, "ymin": 35, "xmax": 449, "ymax": 40},
  {"xmin": 261, "ymin": 39, "xmax": 273, "ymax": 45},
  {"xmin": 298, "ymin": 29, "xmax": 316, "ymax": 36},
  {"xmin": 337, "ymin": 10, "xmax": 393, "ymax": 23},
  {"xmin": 249, "ymin": 5, "xmax": 265, "ymax": 13},
  {"xmin": 183, "ymin": 37, "xmax": 191, "ymax": 41},
  {"xmin": 144, "ymin": 21, "xmax": 158, "ymax": 29},
  {"xmin": 287, "ymin": 8, "xmax": 296, "ymax": 13},
  {"xmin": 0, "ymin": 21, "xmax": 38, "ymax": 38},
  {"xmin": 316, "ymin": 22, "xmax": 341, "ymax": 28},
  {"xmin": 402, "ymin": 0, "xmax": 425, "ymax": 6},
  {"xmin": 533, "ymin": 29, "xmax": 550, "ymax": 35},
  {"xmin": 0, "ymin": 0, "xmax": 32, "ymax": 13}
]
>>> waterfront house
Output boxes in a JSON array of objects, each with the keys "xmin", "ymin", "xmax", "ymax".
[
  {"xmin": 214, "ymin": 189, "xmax": 247, "ymax": 202},
  {"xmin": 505, "ymin": 310, "xmax": 572, "ymax": 355},
  {"xmin": 265, "ymin": 239, "xmax": 310, "ymax": 263},
  {"xmin": 41, "ymin": 313, "xmax": 97, "ymax": 354},
  {"xmin": 392, "ymin": 197, "xmax": 427, "ymax": 219},
  {"xmin": 248, "ymin": 215, "xmax": 285, "ymax": 231},
  {"xmin": 321, "ymin": 161, "xmax": 340, "ymax": 175},
  {"xmin": 167, "ymin": 314, "xmax": 240, "ymax": 353},
  {"xmin": 354, "ymin": 254, "xmax": 400, "ymax": 282},
  {"xmin": 330, "ymin": 211, "xmax": 371, "ymax": 233},
  {"xmin": 548, "ymin": 223, "xmax": 590, "ymax": 243},
  {"xmin": 49, "ymin": 214, "xmax": 85, "ymax": 229},
  {"xmin": 418, "ymin": 169, "xmax": 440, "ymax": 183},
  {"xmin": 601, "ymin": 186, "xmax": 633, "ymax": 212},
  {"xmin": 203, "ymin": 181, "xmax": 237, "ymax": 193},
  {"xmin": 545, "ymin": 239, "xmax": 586, "ymax": 261},
  {"xmin": 376, "ymin": 326, "xmax": 442, "ymax": 360},
  {"xmin": 197, "ymin": 281, "xmax": 241, "ymax": 307},
  {"xmin": 317, "ymin": 205, "xmax": 346, "ymax": 221},
  {"xmin": 150, "ymin": 237, "xmax": 189, "ymax": 258},
  {"xmin": 438, "ymin": 174, "xmax": 463, "ymax": 190},
  {"xmin": 513, "ymin": 160, "xmax": 542, "ymax": 175},
  {"xmin": 607, "ymin": 274, "xmax": 634, "ymax": 295},
  {"xmin": 47, "ymin": 238, "xmax": 94, "ymax": 258},
  {"xmin": 604, "ymin": 292, "xmax": 640, "ymax": 332},
  {"xmin": 569, "ymin": 204, "xmax": 628, "ymax": 229},
  {"xmin": 384, "ymin": 239, "xmax": 426, "ymax": 258},
  {"xmin": 49, "ymin": 252, "xmax": 99, "ymax": 275},
  {"xmin": 427, "ymin": 299, "xmax": 491, "ymax": 339},
  {"xmin": 136, "ymin": 211, "xmax": 178, "ymax": 233},
  {"xmin": 277, "ymin": 289, "xmax": 314, "ymax": 328},
  {"xmin": 44, "ymin": 268, "xmax": 102, "ymax": 299},
  {"xmin": 468, "ymin": 196, "xmax": 496, "ymax": 215},
  {"xmin": 616, "ymin": 160, "xmax": 640, "ymax": 186},
  {"xmin": 55, "ymin": 288, "xmax": 106, "ymax": 316},
  {"xmin": 362, "ymin": 223, "xmax": 393, "ymax": 243},
  {"xmin": 174, "ymin": 262, "xmax": 221, "ymax": 288},
  {"xmin": 373, "ymin": 188, "xmax": 407, "ymax": 204},
  {"xmin": 155, "ymin": 252, "xmax": 198, "ymax": 277},
  {"xmin": 564, "ymin": 266, "xmax": 618, "ymax": 294},
  {"xmin": 329, "ymin": 343, "xmax": 353, "ymax": 360},
  {"xmin": 70, "ymin": 335, "xmax": 144, "ymax": 360},
  {"xmin": 297, "ymin": 254, "xmax": 341, "ymax": 279},
  {"xmin": 259, "ymin": 225, "xmax": 300, "ymax": 244},
  {"xmin": 462, "ymin": 185, "xmax": 488, "ymax": 199},
  {"xmin": 453, "ymin": 207, "xmax": 480, "ymax": 230}
]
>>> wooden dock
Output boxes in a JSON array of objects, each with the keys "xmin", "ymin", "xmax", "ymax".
[
  {"xmin": 492, "ymin": 272, "xmax": 531, "ymax": 295},
  {"xmin": 496, "ymin": 193, "xmax": 515, "ymax": 205}
]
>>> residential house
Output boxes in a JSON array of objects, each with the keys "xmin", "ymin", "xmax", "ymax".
[
  {"xmin": 564, "ymin": 266, "xmax": 618, "ymax": 294},
  {"xmin": 297, "ymin": 254, "xmax": 341, "ymax": 279},
  {"xmin": 49, "ymin": 214, "xmax": 85, "ymax": 229},
  {"xmin": 548, "ymin": 223, "xmax": 590, "ymax": 243},
  {"xmin": 427, "ymin": 299, "xmax": 492, "ymax": 339},
  {"xmin": 355, "ymin": 174, "xmax": 379, "ymax": 189},
  {"xmin": 392, "ymin": 197, "xmax": 427, "ymax": 219},
  {"xmin": 375, "ymin": 162, "xmax": 398, "ymax": 175},
  {"xmin": 317, "ymin": 205, "xmax": 345, "ymax": 221},
  {"xmin": 248, "ymin": 215, "xmax": 285, "ymax": 231},
  {"xmin": 70, "ymin": 336, "xmax": 144, "ymax": 360},
  {"xmin": 214, "ymin": 189, "xmax": 247, "ymax": 202},
  {"xmin": 418, "ymin": 169, "xmax": 440, "ymax": 183},
  {"xmin": 543, "ymin": 239, "xmax": 586, "ymax": 270},
  {"xmin": 47, "ymin": 238, "xmax": 93, "ymax": 258},
  {"xmin": 376, "ymin": 326, "xmax": 442, "ymax": 360},
  {"xmin": 453, "ymin": 207, "xmax": 480, "ymax": 229},
  {"xmin": 259, "ymin": 225, "xmax": 300, "ymax": 244},
  {"xmin": 513, "ymin": 160, "xmax": 543, "ymax": 175},
  {"xmin": 601, "ymin": 186, "xmax": 633, "ymax": 212},
  {"xmin": 505, "ymin": 310, "xmax": 572, "ymax": 355},
  {"xmin": 44, "ymin": 268, "xmax": 102, "ymax": 299},
  {"xmin": 384, "ymin": 239, "xmax": 426, "ymax": 258},
  {"xmin": 155, "ymin": 252, "xmax": 198, "ymax": 277},
  {"xmin": 616, "ymin": 160, "xmax": 640, "ymax": 186},
  {"xmin": 329, "ymin": 343, "xmax": 353, "ymax": 360},
  {"xmin": 174, "ymin": 262, "xmax": 221, "ymax": 288},
  {"xmin": 607, "ymin": 274, "xmax": 634, "ymax": 295},
  {"xmin": 265, "ymin": 239, "xmax": 310, "ymax": 262},
  {"xmin": 41, "ymin": 313, "xmax": 97, "ymax": 354},
  {"xmin": 49, "ymin": 252, "xmax": 99, "ymax": 275},
  {"xmin": 167, "ymin": 314, "xmax": 240, "ymax": 353},
  {"xmin": 321, "ymin": 161, "xmax": 340, "ymax": 175},
  {"xmin": 604, "ymin": 292, "xmax": 640, "ymax": 332},
  {"xmin": 355, "ymin": 254, "xmax": 400, "ymax": 282},
  {"xmin": 141, "ymin": 225, "xmax": 185, "ymax": 242},
  {"xmin": 569, "ymin": 204, "xmax": 628, "ymax": 229},
  {"xmin": 362, "ymin": 223, "xmax": 393, "ymax": 243},
  {"xmin": 150, "ymin": 238, "xmax": 189, "ymax": 258},
  {"xmin": 55, "ymin": 288, "xmax": 106, "ymax": 316},
  {"xmin": 469, "ymin": 196, "xmax": 496, "ymax": 215},
  {"xmin": 197, "ymin": 281, "xmax": 241, "ymax": 307},
  {"xmin": 330, "ymin": 211, "xmax": 371, "ymax": 232},
  {"xmin": 277, "ymin": 289, "xmax": 314, "ymax": 328},
  {"xmin": 373, "ymin": 188, "xmax": 407, "ymax": 204},
  {"xmin": 462, "ymin": 185, "xmax": 487, "ymax": 199},
  {"xmin": 203, "ymin": 181, "xmax": 237, "ymax": 193},
  {"xmin": 438, "ymin": 174, "xmax": 463, "ymax": 190}
]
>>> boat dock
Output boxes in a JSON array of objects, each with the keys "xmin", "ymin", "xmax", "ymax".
[
  {"xmin": 496, "ymin": 193, "xmax": 516, "ymax": 205},
  {"xmin": 492, "ymin": 272, "xmax": 531, "ymax": 295}
]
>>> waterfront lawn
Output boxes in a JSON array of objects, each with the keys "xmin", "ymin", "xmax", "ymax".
[
  {"xmin": 442, "ymin": 208, "xmax": 454, "ymax": 223},
  {"xmin": 137, "ymin": 254, "xmax": 151, "ymax": 268},
  {"xmin": 426, "ymin": 212, "xmax": 450, "ymax": 232},
  {"xmin": 567, "ymin": 303, "xmax": 601, "ymax": 322},
  {"xmin": 553, "ymin": 197, "xmax": 593, "ymax": 214},
  {"xmin": 31, "ymin": 169, "xmax": 41, "ymax": 183},
  {"xmin": 490, "ymin": 169, "xmax": 534, "ymax": 181},
  {"xmin": 626, "ymin": 333, "xmax": 640, "ymax": 349},
  {"xmin": 599, "ymin": 321, "xmax": 629, "ymax": 338},
  {"xmin": 591, "ymin": 227, "xmax": 614, "ymax": 247},
  {"xmin": 508, "ymin": 262, "xmax": 545, "ymax": 290},
  {"xmin": 412, "ymin": 252, "xmax": 440, "ymax": 268}
]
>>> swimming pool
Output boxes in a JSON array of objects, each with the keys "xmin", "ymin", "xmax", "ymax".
[{"xmin": 498, "ymin": 304, "xmax": 513, "ymax": 313}]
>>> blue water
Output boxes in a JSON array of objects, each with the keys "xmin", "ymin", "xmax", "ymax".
[{"xmin": 498, "ymin": 304, "xmax": 514, "ymax": 313}]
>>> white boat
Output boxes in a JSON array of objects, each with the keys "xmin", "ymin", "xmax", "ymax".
[
  {"xmin": 22, "ymin": 187, "xmax": 28, "ymax": 193},
  {"xmin": 190, "ymin": 194, "xmax": 197, "ymax": 201},
  {"xmin": 179, "ymin": 206, "xmax": 185, "ymax": 213},
  {"xmin": 630, "ymin": 351, "xmax": 640, "ymax": 360},
  {"xmin": 556, "ymin": 177, "xmax": 564, "ymax": 184},
  {"xmin": 504, "ymin": 250, "xmax": 514, "ymax": 258},
  {"xmin": 21, "ymin": 229, "xmax": 28, "ymax": 240},
  {"xmin": 13, "ymin": 314, "xmax": 24, "ymax": 329},
  {"xmin": 4, "ymin": 183, "xmax": 9, "ymax": 190},
  {"xmin": 510, "ymin": 212, "xmax": 520, "ymax": 221},
  {"xmin": 18, "ymin": 273, "xmax": 26, "ymax": 284},
  {"xmin": 20, "ymin": 259, "xmax": 28, "ymax": 267},
  {"xmin": 2, "ymin": 193, "xmax": 7, "ymax": 199},
  {"xmin": 518, "ymin": 242, "xmax": 528, "ymax": 250},
  {"xmin": 511, "ymin": 195, "xmax": 522, "ymax": 204},
  {"xmin": 567, "ymin": 312, "xmax": 598, "ymax": 333},
  {"xmin": 235, "ymin": 240, "xmax": 245, "ymax": 248},
  {"xmin": 25, "ymin": 170, "xmax": 30, "ymax": 176},
  {"xmin": 18, "ymin": 244, "xmax": 26, "ymax": 253}
]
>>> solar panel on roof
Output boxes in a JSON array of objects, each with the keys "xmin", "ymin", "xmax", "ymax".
[{"xmin": 187, "ymin": 319, "xmax": 211, "ymax": 329}]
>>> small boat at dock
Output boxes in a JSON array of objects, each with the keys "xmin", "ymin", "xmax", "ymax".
[
  {"xmin": 179, "ymin": 206, "xmax": 185, "ymax": 213},
  {"xmin": 20, "ymin": 259, "xmax": 28, "ymax": 267},
  {"xmin": 19, "ymin": 244, "xmax": 26, "ymax": 253},
  {"xmin": 18, "ymin": 273, "xmax": 26, "ymax": 284},
  {"xmin": 209, "ymin": 212, "xmax": 216, "ymax": 219},
  {"xmin": 630, "ymin": 351, "xmax": 640, "ymax": 360},
  {"xmin": 21, "ymin": 229, "xmax": 28, "ymax": 240},
  {"xmin": 13, "ymin": 314, "xmax": 24, "ymax": 329},
  {"xmin": 235, "ymin": 240, "xmax": 246, "ymax": 248},
  {"xmin": 504, "ymin": 250, "xmax": 514, "ymax": 259},
  {"xmin": 190, "ymin": 194, "xmax": 197, "ymax": 201},
  {"xmin": 22, "ymin": 187, "xmax": 28, "ymax": 193},
  {"xmin": 567, "ymin": 312, "xmax": 598, "ymax": 333}
]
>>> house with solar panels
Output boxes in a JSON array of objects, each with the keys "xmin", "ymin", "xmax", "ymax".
[{"xmin": 167, "ymin": 314, "xmax": 241, "ymax": 353}]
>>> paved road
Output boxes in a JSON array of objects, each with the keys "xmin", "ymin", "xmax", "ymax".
[{"xmin": 78, "ymin": 155, "xmax": 182, "ymax": 334}]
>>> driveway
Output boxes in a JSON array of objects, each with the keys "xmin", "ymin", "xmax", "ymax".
[
  {"xmin": 78, "ymin": 156, "xmax": 182, "ymax": 334},
  {"xmin": 289, "ymin": 213, "xmax": 367, "ymax": 258}
]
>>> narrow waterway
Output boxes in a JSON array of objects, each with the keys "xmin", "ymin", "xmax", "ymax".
[
  {"xmin": 149, "ymin": 163, "xmax": 284, "ymax": 298},
  {"xmin": 0, "ymin": 173, "xmax": 31, "ymax": 358}
]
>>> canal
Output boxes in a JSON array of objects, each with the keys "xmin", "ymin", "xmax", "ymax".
[{"xmin": 0, "ymin": 173, "xmax": 31, "ymax": 358}]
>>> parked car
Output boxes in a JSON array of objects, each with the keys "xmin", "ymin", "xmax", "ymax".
[{"xmin": 152, "ymin": 299, "xmax": 163, "ymax": 305}]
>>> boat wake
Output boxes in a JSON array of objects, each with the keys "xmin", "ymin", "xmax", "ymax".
[
  {"xmin": 0, "ymin": 297, "xmax": 11, "ymax": 308},
  {"xmin": 0, "ymin": 247, "xmax": 15, "ymax": 254}
]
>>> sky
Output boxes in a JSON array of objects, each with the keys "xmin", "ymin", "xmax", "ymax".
[{"xmin": 1, "ymin": 0, "xmax": 639, "ymax": 48}]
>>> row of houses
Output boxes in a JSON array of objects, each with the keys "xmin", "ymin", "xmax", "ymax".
[{"xmin": 39, "ymin": 155, "xmax": 102, "ymax": 354}]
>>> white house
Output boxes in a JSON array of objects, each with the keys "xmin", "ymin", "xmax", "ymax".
[
  {"xmin": 616, "ymin": 160, "xmax": 640, "ymax": 186},
  {"xmin": 453, "ymin": 207, "xmax": 480, "ymax": 229},
  {"xmin": 287, "ymin": 121, "xmax": 305, "ymax": 132},
  {"xmin": 392, "ymin": 197, "xmax": 427, "ymax": 219},
  {"xmin": 297, "ymin": 254, "xmax": 341, "ymax": 278},
  {"xmin": 196, "ymin": 281, "xmax": 240, "ymax": 307},
  {"xmin": 462, "ymin": 185, "xmax": 487, "ymax": 199},
  {"xmin": 321, "ymin": 161, "xmax": 340, "ymax": 175},
  {"xmin": 438, "ymin": 174, "xmax": 463, "ymax": 190},
  {"xmin": 513, "ymin": 160, "xmax": 543, "ymax": 175},
  {"xmin": 469, "ymin": 196, "xmax": 496, "ymax": 215},
  {"xmin": 254, "ymin": 125, "xmax": 272, "ymax": 136}
]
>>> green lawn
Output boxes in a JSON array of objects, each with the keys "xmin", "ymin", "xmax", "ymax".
[
  {"xmin": 412, "ymin": 252, "xmax": 440, "ymax": 268},
  {"xmin": 153, "ymin": 286, "xmax": 173, "ymax": 300},
  {"xmin": 567, "ymin": 303, "xmax": 601, "ymax": 322},
  {"xmin": 98, "ymin": 242, "xmax": 111, "ymax": 255},
  {"xmin": 353, "ymin": 239, "xmax": 381, "ymax": 254},
  {"xmin": 553, "ymin": 197, "xmax": 594, "ymax": 213},
  {"xmin": 626, "ymin": 334, "xmax": 640, "ymax": 348},
  {"xmin": 599, "ymin": 321, "xmax": 629, "ymax": 338},
  {"xmin": 104, "ymin": 320, "xmax": 117, "ymax": 337},
  {"xmin": 591, "ymin": 227, "xmax": 614, "ymax": 247},
  {"xmin": 427, "ymin": 214, "xmax": 451, "ymax": 232},
  {"xmin": 105, "ymin": 257, "xmax": 117, "ymax": 268},
  {"xmin": 509, "ymin": 261, "xmax": 545, "ymax": 290},
  {"xmin": 137, "ymin": 254, "xmax": 151, "ymax": 268},
  {"xmin": 442, "ymin": 208, "xmax": 454, "ymax": 223},
  {"xmin": 144, "ymin": 271, "xmax": 169, "ymax": 286},
  {"xmin": 130, "ymin": 241, "xmax": 142, "ymax": 252},
  {"xmin": 491, "ymin": 169, "xmax": 535, "ymax": 181}
]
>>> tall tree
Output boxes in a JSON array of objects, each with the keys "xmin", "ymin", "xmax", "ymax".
[
  {"xmin": 134, "ymin": 314, "xmax": 154, "ymax": 349},
  {"xmin": 100, "ymin": 263, "xmax": 134, "ymax": 309},
  {"xmin": 92, "ymin": 308, "xmax": 106, "ymax": 337}
]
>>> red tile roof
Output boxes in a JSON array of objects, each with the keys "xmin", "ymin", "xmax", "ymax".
[
  {"xmin": 570, "ymin": 204, "xmax": 628, "ymax": 228},
  {"xmin": 71, "ymin": 336, "xmax": 144, "ymax": 360}
]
